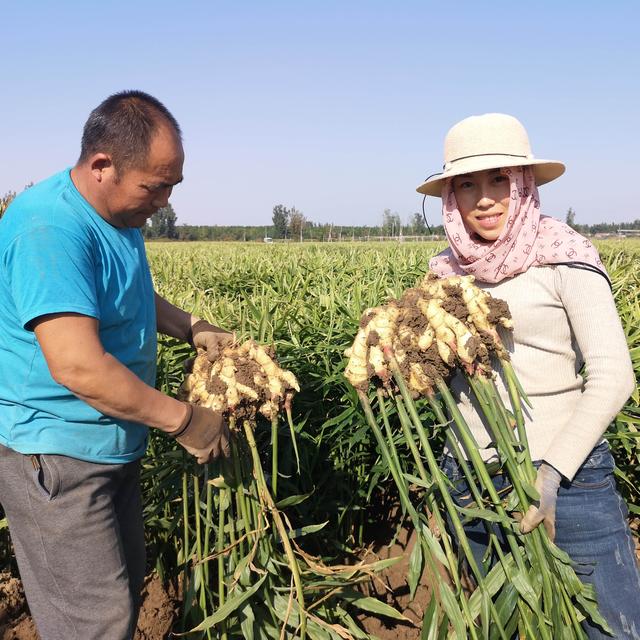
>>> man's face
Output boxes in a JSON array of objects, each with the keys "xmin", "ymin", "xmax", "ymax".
[{"xmin": 102, "ymin": 126, "xmax": 184, "ymax": 229}]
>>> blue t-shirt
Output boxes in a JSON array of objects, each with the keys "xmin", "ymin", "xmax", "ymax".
[{"xmin": 0, "ymin": 169, "xmax": 157, "ymax": 462}]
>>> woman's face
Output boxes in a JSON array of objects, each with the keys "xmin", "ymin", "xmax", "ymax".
[{"xmin": 452, "ymin": 168, "xmax": 512, "ymax": 242}]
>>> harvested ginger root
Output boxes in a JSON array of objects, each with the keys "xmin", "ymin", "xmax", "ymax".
[
  {"xmin": 344, "ymin": 273, "xmax": 512, "ymax": 395},
  {"xmin": 181, "ymin": 339, "xmax": 299, "ymax": 421}
]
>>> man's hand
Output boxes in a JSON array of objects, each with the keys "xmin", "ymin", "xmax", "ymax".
[
  {"xmin": 520, "ymin": 463, "xmax": 562, "ymax": 540},
  {"xmin": 189, "ymin": 320, "xmax": 234, "ymax": 362},
  {"xmin": 170, "ymin": 402, "xmax": 231, "ymax": 464}
]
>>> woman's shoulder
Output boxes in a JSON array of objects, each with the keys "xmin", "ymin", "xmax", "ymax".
[
  {"xmin": 476, "ymin": 265, "xmax": 611, "ymax": 312},
  {"xmin": 479, "ymin": 264, "xmax": 557, "ymax": 293},
  {"xmin": 547, "ymin": 263, "xmax": 611, "ymax": 297},
  {"xmin": 486, "ymin": 263, "xmax": 608, "ymax": 289}
]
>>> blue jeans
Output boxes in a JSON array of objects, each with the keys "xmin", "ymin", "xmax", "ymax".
[{"xmin": 441, "ymin": 442, "xmax": 640, "ymax": 639}]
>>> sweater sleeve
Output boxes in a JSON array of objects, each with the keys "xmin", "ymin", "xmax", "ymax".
[{"xmin": 541, "ymin": 266, "xmax": 634, "ymax": 480}]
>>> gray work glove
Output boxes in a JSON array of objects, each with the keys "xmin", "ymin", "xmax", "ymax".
[
  {"xmin": 520, "ymin": 462, "xmax": 562, "ymax": 540},
  {"xmin": 189, "ymin": 320, "xmax": 234, "ymax": 362},
  {"xmin": 169, "ymin": 402, "xmax": 231, "ymax": 464}
]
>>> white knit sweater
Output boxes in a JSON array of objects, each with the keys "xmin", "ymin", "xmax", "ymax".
[{"xmin": 449, "ymin": 264, "xmax": 635, "ymax": 480}]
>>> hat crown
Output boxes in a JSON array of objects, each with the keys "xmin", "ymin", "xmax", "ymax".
[
  {"xmin": 416, "ymin": 112, "xmax": 565, "ymax": 196},
  {"xmin": 444, "ymin": 113, "xmax": 533, "ymax": 169}
]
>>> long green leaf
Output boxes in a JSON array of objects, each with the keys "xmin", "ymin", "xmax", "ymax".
[
  {"xmin": 340, "ymin": 592, "xmax": 413, "ymax": 622},
  {"xmin": 407, "ymin": 538, "xmax": 424, "ymax": 600},
  {"xmin": 187, "ymin": 574, "xmax": 268, "ymax": 632}
]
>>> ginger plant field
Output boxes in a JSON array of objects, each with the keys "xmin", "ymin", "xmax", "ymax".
[
  {"xmin": 2, "ymin": 240, "xmax": 637, "ymax": 639},
  {"xmin": 140, "ymin": 240, "xmax": 640, "ymax": 637}
]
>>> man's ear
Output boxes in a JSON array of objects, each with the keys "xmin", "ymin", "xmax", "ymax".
[{"xmin": 88, "ymin": 153, "xmax": 114, "ymax": 183}]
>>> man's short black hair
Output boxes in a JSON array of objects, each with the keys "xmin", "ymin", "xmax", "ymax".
[{"xmin": 78, "ymin": 90, "xmax": 182, "ymax": 172}]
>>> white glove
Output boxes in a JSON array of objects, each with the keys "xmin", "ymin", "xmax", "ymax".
[{"xmin": 520, "ymin": 463, "xmax": 562, "ymax": 541}]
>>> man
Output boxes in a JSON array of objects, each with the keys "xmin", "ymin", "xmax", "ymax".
[{"xmin": 0, "ymin": 91, "xmax": 231, "ymax": 640}]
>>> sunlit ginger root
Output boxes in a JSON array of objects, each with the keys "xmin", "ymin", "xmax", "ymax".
[
  {"xmin": 419, "ymin": 272, "xmax": 449, "ymax": 300},
  {"xmin": 442, "ymin": 312, "xmax": 477, "ymax": 366},
  {"xmin": 417, "ymin": 325, "xmax": 435, "ymax": 350},
  {"xmin": 418, "ymin": 298, "xmax": 456, "ymax": 365},
  {"xmin": 344, "ymin": 274, "xmax": 513, "ymax": 395},
  {"xmin": 344, "ymin": 305, "xmax": 400, "ymax": 387},
  {"xmin": 248, "ymin": 341, "xmax": 300, "ymax": 401},
  {"xmin": 408, "ymin": 362, "xmax": 434, "ymax": 396},
  {"xmin": 179, "ymin": 339, "xmax": 299, "ymax": 421},
  {"xmin": 344, "ymin": 325, "xmax": 370, "ymax": 388},
  {"xmin": 438, "ymin": 275, "xmax": 512, "ymax": 361}
]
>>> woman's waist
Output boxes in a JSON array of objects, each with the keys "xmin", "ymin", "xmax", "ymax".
[{"xmin": 450, "ymin": 390, "xmax": 584, "ymax": 457}]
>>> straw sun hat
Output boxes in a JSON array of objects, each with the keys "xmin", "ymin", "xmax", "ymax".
[{"xmin": 417, "ymin": 113, "xmax": 565, "ymax": 197}]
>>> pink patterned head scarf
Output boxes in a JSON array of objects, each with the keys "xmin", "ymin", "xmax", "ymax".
[{"xmin": 429, "ymin": 166, "xmax": 608, "ymax": 285}]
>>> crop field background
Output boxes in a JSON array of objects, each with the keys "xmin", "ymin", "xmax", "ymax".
[
  {"xmin": 148, "ymin": 238, "xmax": 640, "ymax": 516},
  {"xmin": 143, "ymin": 240, "xmax": 640, "ymax": 634},
  {"xmin": 1, "ymin": 240, "xmax": 638, "ymax": 638}
]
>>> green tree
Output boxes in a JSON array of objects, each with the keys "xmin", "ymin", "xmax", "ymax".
[
  {"xmin": 289, "ymin": 207, "xmax": 306, "ymax": 241},
  {"xmin": 272, "ymin": 204, "xmax": 290, "ymax": 239},
  {"xmin": 382, "ymin": 209, "xmax": 401, "ymax": 236},
  {"xmin": 411, "ymin": 211, "xmax": 428, "ymax": 235},
  {"xmin": 566, "ymin": 207, "xmax": 576, "ymax": 229},
  {"xmin": 148, "ymin": 203, "xmax": 178, "ymax": 239}
]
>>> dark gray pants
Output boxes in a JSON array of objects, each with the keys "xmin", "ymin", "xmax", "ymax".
[{"xmin": 0, "ymin": 444, "xmax": 146, "ymax": 640}]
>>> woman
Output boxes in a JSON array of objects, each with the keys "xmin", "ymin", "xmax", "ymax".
[{"xmin": 417, "ymin": 113, "xmax": 640, "ymax": 639}]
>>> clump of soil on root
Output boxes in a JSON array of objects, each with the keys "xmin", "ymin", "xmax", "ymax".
[
  {"xmin": 441, "ymin": 284, "xmax": 469, "ymax": 322},
  {"xmin": 486, "ymin": 297, "xmax": 512, "ymax": 325}
]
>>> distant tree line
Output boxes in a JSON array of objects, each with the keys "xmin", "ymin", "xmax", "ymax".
[
  {"xmin": 166, "ymin": 204, "xmax": 640, "ymax": 242},
  {"xmin": 2, "ymin": 188, "xmax": 639, "ymax": 240},
  {"xmin": 170, "ymin": 222, "xmax": 446, "ymax": 242},
  {"xmin": 262, "ymin": 204, "xmax": 444, "ymax": 241},
  {"xmin": 563, "ymin": 207, "xmax": 640, "ymax": 235}
]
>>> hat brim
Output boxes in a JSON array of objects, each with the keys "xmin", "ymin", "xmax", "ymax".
[{"xmin": 416, "ymin": 157, "xmax": 565, "ymax": 197}]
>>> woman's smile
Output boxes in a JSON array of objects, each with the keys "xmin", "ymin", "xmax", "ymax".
[{"xmin": 452, "ymin": 168, "xmax": 512, "ymax": 242}]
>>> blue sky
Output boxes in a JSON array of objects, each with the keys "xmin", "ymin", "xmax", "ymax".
[{"xmin": 1, "ymin": 1, "xmax": 638, "ymax": 227}]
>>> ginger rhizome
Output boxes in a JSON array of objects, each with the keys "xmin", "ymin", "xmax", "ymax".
[
  {"xmin": 344, "ymin": 273, "xmax": 512, "ymax": 395},
  {"xmin": 181, "ymin": 339, "xmax": 300, "ymax": 421}
]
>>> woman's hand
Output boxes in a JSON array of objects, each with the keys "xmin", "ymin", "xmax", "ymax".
[{"xmin": 520, "ymin": 463, "xmax": 562, "ymax": 540}]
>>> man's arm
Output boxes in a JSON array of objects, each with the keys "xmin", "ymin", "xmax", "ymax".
[
  {"xmin": 155, "ymin": 291, "xmax": 234, "ymax": 360},
  {"xmin": 33, "ymin": 313, "xmax": 187, "ymax": 432},
  {"xmin": 155, "ymin": 292, "xmax": 194, "ymax": 341}
]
